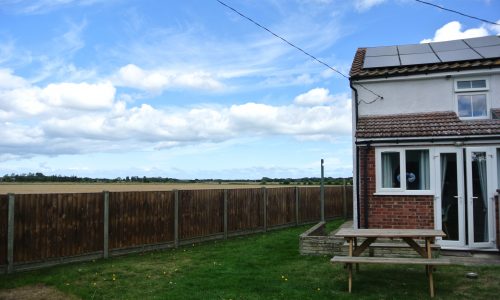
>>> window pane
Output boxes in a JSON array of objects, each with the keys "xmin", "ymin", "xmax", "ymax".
[
  {"xmin": 457, "ymin": 81, "xmax": 471, "ymax": 89},
  {"xmin": 471, "ymin": 80, "xmax": 486, "ymax": 89},
  {"xmin": 381, "ymin": 152, "xmax": 400, "ymax": 188},
  {"xmin": 471, "ymin": 94, "xmax": 487, "ymax": 117},
  {"xmin": 457, "ymin": 95, "xmax": 472, "ymax": 117},
  {"xmin": 406, "ymin": 150, "xmax": 430, "ymax": 190}
]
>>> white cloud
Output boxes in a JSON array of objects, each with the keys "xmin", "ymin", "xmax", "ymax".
[
  {"xmin": 294, "ymin": 87, "xmax": 349, "ymax": 106},
  {"xmin": 421, "ymin": 21, "xmax": 490, "ymax": 43},
  {"xmin": 114, "ymin": 64, "xmax": 224, "ymax": 93},
  {"xmin": 41, "ymin": 81, "xmax": 115, "ymax": 110},
  {"xmin": 354, "ymin": 0, "xmax": 386, "ymax": 12},
  {"xmin": 487, "ymin": 20, "xmax": 500, "ymax": 35}
]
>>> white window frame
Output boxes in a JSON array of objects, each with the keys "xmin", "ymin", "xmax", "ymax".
[
  {"xmin": 375, "ymin": 147, "xmax": 434, "ymax": 195},
  {"xmin": 454, "ymin": 78, "xmax": 489, "ymax": 120},
  {"xmin": 454, "ymin": 78, "xmax": 488, "ymax": 92}
]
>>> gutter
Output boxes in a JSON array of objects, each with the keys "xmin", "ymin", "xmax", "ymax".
[
  {"xmin": 350, "ymin": 80, "xmax": 361, "ymax": 229},
  {"xmin": 356, "ymin": 135, "xmax": 500, "ymax": 145}
]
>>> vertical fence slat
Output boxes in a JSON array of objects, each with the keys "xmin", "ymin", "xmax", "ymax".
[{"xmin": 7, "ymin": 193, "xmax": 14, "ymax": 274}]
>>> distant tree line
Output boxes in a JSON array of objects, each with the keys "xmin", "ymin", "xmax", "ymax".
[{"xmin": 0, "ymin": 173, "xmax": 352, "ymax": 185}]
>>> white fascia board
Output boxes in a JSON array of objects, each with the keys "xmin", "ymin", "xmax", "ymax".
[
  {"xmin": 352, "ymin": 68, "xmax": 500, "ymax": 84},
  {"xmin": 356, "ymin": 135, "xmax": 500, "ymax": 146}
]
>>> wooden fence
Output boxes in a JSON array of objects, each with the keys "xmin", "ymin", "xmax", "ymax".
[{"xmin": 0, "ymin": 185, "xmax": 352, "ymax": 273}]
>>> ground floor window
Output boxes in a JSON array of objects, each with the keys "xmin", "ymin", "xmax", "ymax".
[{"xmin": 376, "ymin": 148, "xmax": 432, "ymax": 194}]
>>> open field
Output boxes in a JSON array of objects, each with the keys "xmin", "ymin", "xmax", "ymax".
[
  {"xmin": 1, "ymin": 220, "xmax": 499, "ymax": 299},
  {"xmin": 0, "ymin": 183, "xmax": 315, "ymax": 194}
]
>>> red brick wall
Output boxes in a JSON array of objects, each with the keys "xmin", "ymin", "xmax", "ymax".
[{"xmin": 358, "ymin": 146, "xmax": 434, "ymax": 229}]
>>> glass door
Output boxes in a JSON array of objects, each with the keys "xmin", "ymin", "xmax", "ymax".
[
  {"xmin": 435, "ymin": 149, "xmax": 465, "ymax": 247},
  {"xmin": 466, "ymin": 148, "xmax": 496, "ymax": 248}
]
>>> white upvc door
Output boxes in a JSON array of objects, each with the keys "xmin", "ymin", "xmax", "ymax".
[
  {"xmin": 435, "ymin": 148, "xmax": 466, "ymax": 247},
  {"xmin": 466, "ymin": 147, "xmax": 497, "ymax": 249}
]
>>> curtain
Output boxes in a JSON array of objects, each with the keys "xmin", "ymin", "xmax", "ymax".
[
  {"xmin": 476, "ymin": 153, "xmax": 488, "ymax": 240},
  {"xmin": 382, "ymin": 153, "xmax": 395, "ymax": 188},
  {"xmin": 440, "ymin": 154, "xmax": 448, "ymax": 194},
  {"xmin": 419, "ymin": 150, "xmax": 430, "ymax": 190}
]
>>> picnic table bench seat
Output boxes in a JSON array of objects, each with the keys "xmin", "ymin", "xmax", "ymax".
[{"xmin": 331, "ymin": 255, "xmax": 451, "ymax": 265}]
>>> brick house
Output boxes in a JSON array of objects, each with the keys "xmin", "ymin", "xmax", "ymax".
[{"xmin": 350, "ymin": 35, "xmax": 500, "ymax": 250}]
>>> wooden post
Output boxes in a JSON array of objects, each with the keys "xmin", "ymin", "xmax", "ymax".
[
  {"xmin": 103, "ymin": 191, "xmax": 109, "ymax": 259},
  {"xmin": 174, "ymin": 190, "xmax": 179, "ymax": 248},
  {"xmin": 262, "ymin": 187, "xmax": 267, "ymax": 232},
  {"xmin": 224, "ymin": 189, "xmax": 228, "ymax": 240},
  {"xmin": 295, "ymin": 186, "xmax": 299, "ymax": 225},
  {"xmin": 320, "ymin": 159, "xmax": 325, "ymax": 221},
  {"xmin": 343, "ymin": 179, "xmax": 347, "ymax": 218},
  {"xmin": 7, "ymin": 193, "xmax": 15, "ymax": 274}
]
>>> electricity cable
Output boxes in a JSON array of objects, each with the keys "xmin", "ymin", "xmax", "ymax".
[
  {"xmin": 415, "ymin": 0, "xmax": 500, "ymax": 26},
  {"xmin": 216, "ymin": 0, "xmax": 384, "ymax": 101}
]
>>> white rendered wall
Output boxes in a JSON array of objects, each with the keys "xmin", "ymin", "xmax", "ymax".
[{"xmin": 355, "ymin": 71, "xmax": 500, "ymax": 117}]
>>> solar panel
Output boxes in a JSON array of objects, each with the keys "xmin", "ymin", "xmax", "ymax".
[
  {"xmin": 361, "ymin": 35, "xmax": 499, "ymax": 69},
  {"xmin": 365, "ymin": 46, "xmax": 398, "ymax": 57},
  {"xmin": 398, "ymin": 43, "xmax": 433, "ymax": 55},
  {"xmin": 474, "ymin": 45, "xmax": 500, "ymax": 58},
  {"xmin": 363, "ymin": 55, "xmax": 400, "ymax": 68},
  {"xmin": 465, "ymin": 35, "xmax": 500, "ymax": 48},
  {"xmin": 430, "ymin": 39, "xmax": 468, "ymax": 52},
  {"xmin": 436, "ymin": 49, "xmax": 482, "ymax": 62},
  {"xmin": 400, "ymin": 53, "xmax": 440, "ymax": 65}
]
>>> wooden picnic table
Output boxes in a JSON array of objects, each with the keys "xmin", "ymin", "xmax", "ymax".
[{"xmin": 332, "ymin": 228, "xmax": 448, "ymax": 298}]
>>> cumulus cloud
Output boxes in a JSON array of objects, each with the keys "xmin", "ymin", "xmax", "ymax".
[
  {"xmin": 294, "ymin": 88, "xmax": 349, "ymax": 106},
  {"xmin": 0, "ymin": 70, "xmax": 351, "ymax": 158},
  {"xmin": 487, "ymin": 20, "xmax": 500, "ymax": 35},
  {"xmin": 421, "ymin": 21, "xmax": 490, "ymax": 43},
  {"xmin": 114, "ymin": 64, "xmax": 224, "ymax": 93},
  {"xmin": 354, "ymin": 0, "xmax": 386, "ymax": 12}
]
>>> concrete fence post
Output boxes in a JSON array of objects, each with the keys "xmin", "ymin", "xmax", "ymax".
[
  {"xmin": 342, "ymin": 180, "xmax": 347, "ymax": 218},
  {"xmin": 103, "ymin": 191, "xmax": 110, "ymax": 259},
  {"xmin": 261, "ymin": 187, "xmax": 267, "ymax": 232},
  {"xmin": 295, "ymin": 186, "xmax": 299, "ymax": 225},
  {"xmin": 224, "ymin": 189, "xmax": 228, "ymax": 240},
  {"xmin": 174, "ymin": 190, "xmax": 179, "ymax": 248},
  {"xmin": 320, "ymin": 159, "xmax": 325, "ymax": 222},
  {"xmin": 7, "ymin": 193, "xmax": 15, "ymax": 274}
]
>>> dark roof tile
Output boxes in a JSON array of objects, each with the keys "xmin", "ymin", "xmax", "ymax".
[{"xmin": 357, "ymin": 111, "xmax": 500, "ymax": 138}]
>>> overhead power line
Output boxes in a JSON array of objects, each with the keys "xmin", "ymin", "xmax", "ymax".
[
  {"xmin": 415, "ymin": 0, "xmax": 500, "ymax": 26},
  {"xmin": 216, "ymin": 0, "xmax": 384, "ymax": 101}
]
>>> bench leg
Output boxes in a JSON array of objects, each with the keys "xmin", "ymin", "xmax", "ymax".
[
  {"xmin": 348, "ymin": 263, "xmax": 352, "ymax": 293},
  {"xmin": 429, "ymin": 266, "xmax": 434, "ymax": 298}
]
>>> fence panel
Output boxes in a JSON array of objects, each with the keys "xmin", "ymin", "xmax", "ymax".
[
  {"xmin": 345, "ymin": 185, "xmax": 353, "ymax": 216},
  {"xmin": 267, "ymin": 187, "xmax": 296, "ymax": 227},
  {"xmin": 179, "ymin": 189, "xmax": 224, "ymax": 240},
  {"xmin": 227, "ymin": 188, "xmax": 262, "ymax": 232},
  {"xmin": 109, "ymin": 191, "xmax": 174, "ymax": 250},
  {"xmin": 0, "ymin": 195, "xmax": 7, "ymax": 266},
  {"xmin": 325, "ymin": 186, "xmax": 344, "ymax": 218},
  {"xmin": 13, "ymin": 193, "xmax": 103, "ymax": 263},
  {"xmin": 299, "ymin": 187, "xmax": 321, "ymax": 223}
]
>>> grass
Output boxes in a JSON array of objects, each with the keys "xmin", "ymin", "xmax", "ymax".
[{"xmin": 1, "ymin": 218, "xmax": 499, "ymax": 299}]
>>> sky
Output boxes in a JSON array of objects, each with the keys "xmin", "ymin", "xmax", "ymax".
[{"xmin": 0, "ymin": 0, "xmax": 499, "ymax": 180}]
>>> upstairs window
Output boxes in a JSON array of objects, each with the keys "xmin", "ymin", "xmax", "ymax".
[{"xmin": 455, "ymin": 79, "xmax": 488, "ymax": 119}]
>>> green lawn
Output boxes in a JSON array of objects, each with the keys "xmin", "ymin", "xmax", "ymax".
[{"xmin": 1, "ymin": 219, "xmax": 499, "ymax": 299}]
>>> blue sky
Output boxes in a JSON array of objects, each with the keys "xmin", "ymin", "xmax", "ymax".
[{"xmin": 0, "ymin": 0, "xmax": 499, "ymax": 179}]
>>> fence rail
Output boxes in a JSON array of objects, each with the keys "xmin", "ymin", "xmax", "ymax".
[{"xmin": 0, "ymin": 185, "xmax": 352, "ymax": 274}]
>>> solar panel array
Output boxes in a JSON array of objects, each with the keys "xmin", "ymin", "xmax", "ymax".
[{"xmin": 363, "ymin": 35, "xmax": 500, "ymax": 69}]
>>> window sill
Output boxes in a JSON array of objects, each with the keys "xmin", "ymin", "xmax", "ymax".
[{"xmin": 374, "ymin": 191, "xmax": 434, "ymax": 196}]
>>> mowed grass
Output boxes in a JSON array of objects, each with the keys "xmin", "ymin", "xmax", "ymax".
[{"xmin": 1, "ymin": 219, "xmax": 499, "ymax": 299}]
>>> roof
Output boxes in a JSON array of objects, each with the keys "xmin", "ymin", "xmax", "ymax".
[
  {"xmin": 356, "ymin": 111, "xmax": 500, "ymax": 139},
  {"xmin": 350, "ymin": 36, "xmax": 500, "ymax": 79}
]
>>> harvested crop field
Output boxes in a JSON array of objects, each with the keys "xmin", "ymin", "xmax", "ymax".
[{"xmin": 0, "ymin": 183, "xmax": 307, "ymax": 194}]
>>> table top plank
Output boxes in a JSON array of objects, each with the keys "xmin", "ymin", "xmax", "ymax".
[{"xmin": 335, "ymin": 228, "xmax": 446, "ymax": 238}]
